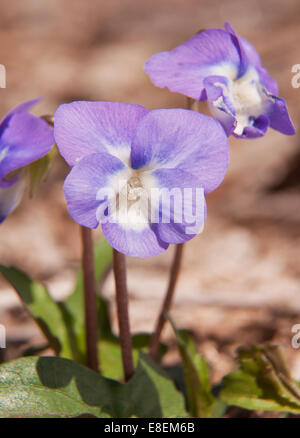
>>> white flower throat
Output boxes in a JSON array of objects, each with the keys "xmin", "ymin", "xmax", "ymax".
[
  {"xmin": 126, "ymin": 176, "xmax": 144, "ymax": 203},
  {"xmin": 210, "ymin": 65, "xmax": 272, "ymax": 135},
  {"xmin": 107, "ymin": 168, "xmax": 156, "ymax": 231}
]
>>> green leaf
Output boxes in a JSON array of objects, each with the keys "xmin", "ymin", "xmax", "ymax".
[
  {"xmin": 132, "ymin": 333, "xmax": 167, "ymax": 363},
  {"xmin": 0, "ymin": 353, "xmax": 186, "ymax": 418},
  {"xmin": 169, "ymin": 317, "xmax": 219, "ymax": 418},
  {"xmin": 99, "ymin": 334, "xmax": 167, "ymax": 381},
  {"xmin": 0, "ymin": 266, "xmax": 74, "ymax": 359},
  {"xmin": 220, "ymin": 345, "xmax": 300, "ymax": 414},
  {"xmin": 0, "ymin": 356, "xmax": 121, "ymax": 418},
  {"xmin": 0, "ymin": 238, "xmax": 113, "ymax": 365},
  {"xmin": 126, "ymin": 352, "xmax": 187, "ymax": 418}
]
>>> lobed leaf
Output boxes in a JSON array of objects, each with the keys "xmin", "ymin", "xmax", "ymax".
[{"xmin": 220, "ymin": 345, "xmax": 300, "ymax": 414}]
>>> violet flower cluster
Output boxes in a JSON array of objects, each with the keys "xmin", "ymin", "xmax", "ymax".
[{"xmin": 2, "ymin": 23, "xmax": 295, "ymax": 260}]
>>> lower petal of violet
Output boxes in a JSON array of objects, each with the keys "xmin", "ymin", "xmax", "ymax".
[
  {"xmin": 101, "ymin": 221, "xmax": 169, "ymax": 258},
  {"xmin": 151, "ymin": 167, "xmax": 207, "ymax": 244},
  {"xmin": 241, "ymin": 114, "xmax": 269, "ymax": 139}
]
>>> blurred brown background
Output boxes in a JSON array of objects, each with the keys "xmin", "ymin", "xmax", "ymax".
[{"xmin": 0, "ymin": 0, "xmax": 300, "ymax": 384}]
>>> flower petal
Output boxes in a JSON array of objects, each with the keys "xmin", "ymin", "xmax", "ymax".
[
  {"xmin": 101, "ymin": 221, "xmax": 168, "ymax": 258},
  {"xmin": 54, "ymin": 101, "xmax": 149, "ymax": 167},
  {"xmin": 0, "ymin": 98, "xmax": 42, "ymax": 135},
  {"xmin": 151, "ymin": 168, "xmax": 207, "ymax": 244},
  {"xmin": 0, "ymin": 173, "xmax": 27, "ymax": 224},
  {"xmin": 63, "ymin": 152, "xmax": 125, "ymax": 229},
  {"xmin": 145, "ymin": 28, "xmax": 241, "ymax": 100},
  {"xmin": 204, "ymin": 75, "xmax": 236, "ymax": 136},
  {"xmin": 225, "ymin": 23, "xmax": 279, "ymax": 95},
  {"xmin": 267, "ymin": 96, "xmax": 296, "ymax": 135},
  {"xmin": 131, "ymin": 109, "xmax": 229, "ymax": 194},
  {"xmin": 239, "ymin": 114, "xmax": 269, "ymax": 139},
  {"xmin": 0, "ymin": 111, "xmax": 54, "ymax": 183},
  {"xmin": 224, "ymin": 22, "xmax": 249, "ymax": 77}
]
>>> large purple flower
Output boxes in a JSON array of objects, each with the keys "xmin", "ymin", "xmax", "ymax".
[
  {"xmin": 54, "ymin": 101, "xmax": 229, "ymax": 257},
  {"xmin": 145, "ymin": 23, "xmax": 295, "ymax": 139},
  {"xmin": 0, "ymin": 99, "xmax": 54, "ymax": 223}
]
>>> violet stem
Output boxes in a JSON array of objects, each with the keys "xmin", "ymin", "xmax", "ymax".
[
  {"xmin": 81, "ymin": 226, "xmax": 99, "ymax": 373},
  {"xmin": 149, "ymin": 243, "xmax": 185, "ymax": 360},
  {"xmin": 113, "ymin": 249, "xmax": 134, "ymax": 381}
]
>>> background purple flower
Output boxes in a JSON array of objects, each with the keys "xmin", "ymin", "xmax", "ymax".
[
  {"xmin": 145, "ymin": 22, "xmax": 295, "ymax": 139},
  {"xmin": 55, "ymin": 101, "xmax": 229, "ymax": 257},
  {"xmin": 0, "ymin": 99, "xmax": 54, "ymax": 223}
]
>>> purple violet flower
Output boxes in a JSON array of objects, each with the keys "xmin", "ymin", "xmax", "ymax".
[
  {"xmin": 145, "ymin": 22, "xmax": 295, "ymax": 139},
  {"xmin": 0, "ymin": 99, "xmax": 54, "ymax": 223},
  {"xmin": 54, "ymin": 101, "xmax": 229, "ymax": 257}
]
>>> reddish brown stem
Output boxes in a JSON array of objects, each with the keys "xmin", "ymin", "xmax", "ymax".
[
  {"xmin": 81, "ymin": 226, "xmax": 99, "ymax": 373},
  {"xmin": 149, "ymin": 243, "xmax": 184, "ymax": 360},
  {"xmin": 113, "ymin": 249, "xmax": 134, "ymax": 381}
]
